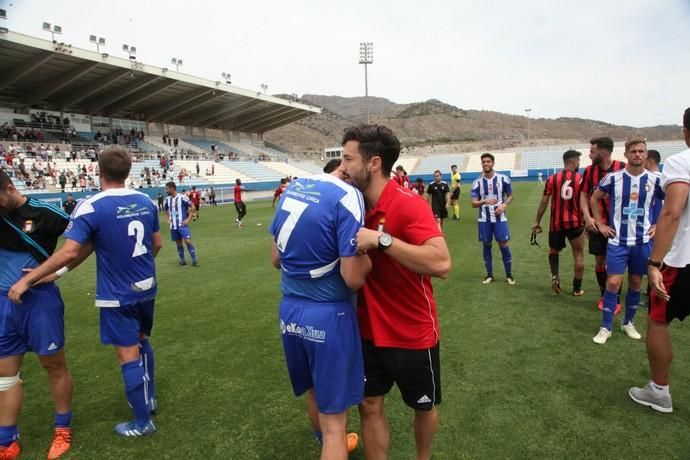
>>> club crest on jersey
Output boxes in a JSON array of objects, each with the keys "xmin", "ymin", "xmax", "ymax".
[{"xmin": 23, "ymin": 220, "xmax": 34, "ymax": 233}]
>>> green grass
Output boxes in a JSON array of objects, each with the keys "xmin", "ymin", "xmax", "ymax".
[{"xmin": 16, "ymin": 182, "xmax": 690, "ymax": 459}]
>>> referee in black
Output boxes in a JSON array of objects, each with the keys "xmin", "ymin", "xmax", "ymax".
[{"xmin": 426, "ymin": 169, "xmax": 451, "ymax": 229}]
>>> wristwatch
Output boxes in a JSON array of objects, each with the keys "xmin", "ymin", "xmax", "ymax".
[
  {"xmin": 378, "ymin": 232, "xmax": 393, "ymax": 251},
  {"xmin": 647, "ymin": 258, "xmax": 663, "ymax": 268}
]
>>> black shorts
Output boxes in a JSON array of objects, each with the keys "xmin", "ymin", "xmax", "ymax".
[
  {"xmin": 432, "ymin": 205, "xmax": 448, "ymax": 220},
  {"xmin": 650, "ymin": 264, "xmax": 690, "ymax": 323},
  {"xmin": 362, "ymin": 340, "xmax": 441, "ymax": 411},
  {"xmin": 451, "ymin": 188, "xmax": 460, "ymax": 200},
  {"xmin": 235, "ymin": 202, "xmax": 246, "ymax": 214},
  {"xmin": 587, "ymin": 230, "xmax": 608, "ymax": 256},
  {"xmin": 549, "ymin": 227, "xmax": 585, "ymax": 251}
]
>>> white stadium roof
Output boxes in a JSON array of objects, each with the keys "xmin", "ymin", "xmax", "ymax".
[{"xmin": 0, "ymin": 31, "xmax": 320, "ymax": 132}]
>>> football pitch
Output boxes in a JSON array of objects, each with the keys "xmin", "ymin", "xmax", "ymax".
[{"xmin": 17, "ymin": 182, "xmax": 690, "ymax": 459}]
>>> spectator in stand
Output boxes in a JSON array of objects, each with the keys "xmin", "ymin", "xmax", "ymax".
[{"xmin": 59, "ymin": 173, "xmax": 66, "ymax": 193}]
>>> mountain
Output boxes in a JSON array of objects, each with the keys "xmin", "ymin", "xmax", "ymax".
[{"xmin": 265, "ymin": 95, "xmax": 681, "ymax": 158}]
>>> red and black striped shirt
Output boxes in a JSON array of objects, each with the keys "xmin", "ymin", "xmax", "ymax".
[
  {"xmin": 581, "ymin": 160, "xmax": 626, "ymax": 225},
  {"xmin": 544, "ymin": 169, "xmax": 584, "ymax": 231}
]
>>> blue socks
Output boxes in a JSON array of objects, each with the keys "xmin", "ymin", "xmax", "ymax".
[
  {"xmin": 139, "ymin": 339, "xmax": 156, "ymax": 404},
  {"xmin": 121, "ymin": 360, "xmax": 150, "ymax": 428},
  {"xmin": 0, "ymin": 425, "xmax": 18, "ymax": 447},
  {"xmin": 500, "ymin": 245, "xmax": 512, "ymax": 276},
  {"xmin": 176, "ymin": 245, "xmax": 185, "ymax": 262},
  {"xmin": 187, "ymin": 244, "xmax": 197, "ymax": 263},
  {"xmin": 314, "ymin": 430, "xmax": 323, "ymax": 446},
  {"xmin": 601, "ymin": 290, "xmax": 618, "ymax": 330},
  {"xmin": 483, "ymin": 245, "xmax": 493, "ymax": 275},
  {"xmin": 624, "ymin": 289, "xmax": 641, "ymax": 324},
  {"xmin": 54, "ymin": 411, "xmax": 72, "ymax": 428}
]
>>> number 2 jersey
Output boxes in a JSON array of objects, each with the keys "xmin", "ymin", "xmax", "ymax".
[
  {"xmin": 269, "ymin": 174, "xmax": 365, "ymax": 302},
  {"xmin": 64, "ymin": 189, "xmax": 160, "ymax": 307},
  {"xmin": 543, "ymin": 169, "xmax": 584, "ymax": 231}
]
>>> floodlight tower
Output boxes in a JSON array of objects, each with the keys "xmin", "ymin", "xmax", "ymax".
[
  {"xmin": 221, "ymin": 72, "xmax": 231, "ymax": 84},
  {"xmin": 260, "ymin": 83, "xmax": 268, "ymax": 94},
  {"xmin": 42, "ymin": 22, "xmax": 62, "ymax": 42},
  {"xmin": 122, "ymin": 44, "xmax": 137, "ymax": 61},
  {"xmin": 89, "ymin": 35, "xmax": 106, "ymax": 53},
  {"xmin": 171, "ymin": 57, "xmax": 183, "ymax": 72},
  {"xmin": 525, "ymin": 108, "xmax": 532, "ymax": 142},
  {"xmin": 359, "ymin": 42, "xmax": 374, "ymax": 123}
]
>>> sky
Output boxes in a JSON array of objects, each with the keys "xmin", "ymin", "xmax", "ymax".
[{"xmin": 2, "ymin": 0, "xmax": 690, "ymax": 127}]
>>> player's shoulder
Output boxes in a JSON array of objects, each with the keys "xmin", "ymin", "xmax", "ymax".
[{"xmin": 26, "ymin": 197, "xmax": 70, "ymax": 220}]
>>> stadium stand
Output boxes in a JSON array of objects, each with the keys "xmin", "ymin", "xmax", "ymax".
[{"xmin": 415, "ymin": 155, "xmax": 466, "ymax": 175}]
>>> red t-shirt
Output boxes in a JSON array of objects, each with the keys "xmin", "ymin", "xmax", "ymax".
[
  {"xmin": 582, "ymin": 160, "xmax": 625, "ymax": 225},
  {"xmin": 544, "ymin": 169, "xmax": 584, "ymax": 231},
  {"xmin": 274, "ymin": 185, "xmax": 286, "ymax": 198},
  {"xmin": 234, "ymin": 185, "xmax": 243, "ymax": 203},
  {"xmin": 358, "ymin": 180, "xmax": 444, "ymax": 349},
  {"xmin": 190, "ymin": 191, "xmax": 201, "ymax": 206}
]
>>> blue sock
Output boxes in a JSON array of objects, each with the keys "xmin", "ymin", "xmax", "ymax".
[
  {"xmin": 54, "ymin": 411, "xmax": 72, "ymax": 428},
  {"xmin": 176, "ymin": 245, "xmax": 185, "ymax": 262},
  {"xmin": 500, "ymin": 245, "xmax": 512, "ymax": 276},
  {"xmin": 314, "ymin": 430, "xmax": 323, "ymax": 447},
  {"xmin": 624, "ymin": 289, "xmax": 641, "ymax": 324},
  {"xmin": 483, "ymin": 245, "xmax": 493, "ymax": 275},
  {"xmin": 0, "ymin": 425, "xmax": 18, "ymax": 447},
  {"xmin": 121, "ymin": 360, "xmax": 150, "ymax": 428},
  {"xmin": 139, "ymin": 339, "xmax": 156, "ymax": 403},
  {"xmin": 187, "ymin": 244, "xmax": 197, "ymax": 263},
  {"xmin": 601, "ymin": 290, "xmax": 618, "ymax": 330}
]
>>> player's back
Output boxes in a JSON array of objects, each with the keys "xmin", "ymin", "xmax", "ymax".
[
  {"xmin": 270, "ymin": 174, "xmax": 364, "ymax": 301},
  {"xmin": 69, "ymin": 189, "xmax": 159, "ymax": 307},
  {"xmin": 547, "ymin": 169, "xmax": 583, "ymax": 230}
]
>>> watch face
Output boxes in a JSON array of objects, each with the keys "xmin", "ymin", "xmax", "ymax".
[{"xmin": 380, "ymin": 233, "xmax": 393, "ymax": 247}]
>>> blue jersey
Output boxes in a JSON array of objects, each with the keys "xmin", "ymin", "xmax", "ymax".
[
  {"xmin": 164, "ymin": 193, "xmax": 192, "ymax": 229},
  {"xmin": 471, "ymin": 173, "xmax": 512, "ymax": 222},
  {"xmin": 65, "ymin": 189, "xmax": 160, "ymax": 307},
  {"xmin": 269, "ymin": 174, "xmax": 364, "ymax": 302},
  {"xmin": 598, "ymin": 169, "xmax": 665, "ymax": 246}
]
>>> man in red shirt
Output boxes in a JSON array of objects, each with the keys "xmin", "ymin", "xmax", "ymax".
[
  {"xmin": 532, "ymin": 150, "xmax": 586, "ymax": 295},
  {"xmin": 271, "ymin": 178, "xmax": 287, "ymax": 208},
  {"xmin": 233, "ymin": 178, "xmax": 246, "ymax": 229},
  {"xmin": 392, "ymin": 165, "xmax": 409, "ymax": 188},
  {"xmin": 189, "ymin": 186, "xmax": 201, "ymax": 221},
  {"xmin": 338, "ymin": 124, "xmax": 451, "ymax": 460},
  {"xmin": 580, "ymin": 137, "xmax": 625, "ymax": 306}
]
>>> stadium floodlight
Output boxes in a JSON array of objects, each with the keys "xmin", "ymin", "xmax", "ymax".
[
  {"xmin": 90, "ymin": 35, "xmax": 106, "ymax": 53},
  {"xmin": 42, "ymin": 22, "xmax": 62, "ymax": 42},
  {"xmin": 260, "ymin": 83, "xmax": 268, "ymax": 94},
  {"xmin": 525, "ymin": 108, "xmax": 532, "ymax": 141},
  {"xmin": 123, "ymin": 43, "xmax": 136, "ymax": 61},
  {"xmin": 222, "ymin": 72, "xmax": 231, "ymax": 84},
  {"xmin": 0, "ymin": 9, "xmax": 7, "ymax": 20},
  {"xmin": 171, "ymin": 57, "xmax": 183, "ymax": 72},
  {"xmin": 359, "ymin": 42, "xmax": 374, "ymax": 123}
]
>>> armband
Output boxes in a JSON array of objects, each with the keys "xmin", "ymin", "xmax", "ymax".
[{"xmin": 55, "ymin": 267, "xmax": 70, "ymax": 278}]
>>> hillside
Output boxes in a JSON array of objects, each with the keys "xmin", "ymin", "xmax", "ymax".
[{"xmin": 265, "ymin": 95, "xmax": 681, "ymax": 158}]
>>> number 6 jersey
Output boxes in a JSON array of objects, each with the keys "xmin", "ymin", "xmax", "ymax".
[
  {"xmin": 64, "ymin": 189, "xmax": 160, "ymax": 307},
  {"xmin": 543, "ymin": 169, "xmax": 584, "ymax": 231}
]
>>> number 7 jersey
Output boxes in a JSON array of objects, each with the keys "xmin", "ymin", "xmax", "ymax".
[
  {"xmin": 64, "ymin": 188, "xmax": 160, "ymax": 307},
  {"xmin": 543, "ymin": 169, "xmax": 584, "ymax": 231}
]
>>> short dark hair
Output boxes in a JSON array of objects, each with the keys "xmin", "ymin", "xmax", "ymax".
[
  {"xmin": 590, "ymin": 136, "xmax": 614, "ymax": 152},
  {"xmin": 0, "ymin": 170, "xmax": 12, "ymax": 189},
  {"xmin": 280, "ymin": 178, "xmax": 287, "ymax": 184},
  {"xmin": 323, "ymin": 159, "xmax": 341, "ymax": 174},
  {"xmin": 416, "ymin": 177, "xmax": 423, "ymax": 183},
  {"xmin": 192, "ymin": 186, "xmax": 196, "ymax": 191},
  {"xmin": 647, "ymin": 149, "xmax": 661, "ymax": 165},
  {"xmin": 480, "ymin": 153, "xmax": 495, "ymax": 162},
  {"xmin": 341, "ymin": 124, "xmax": 401, "ymax": 176},
  {"xmin": 98, "ymin": 147, "xmax": 131, "ymax": 183},
  {"xmin": 235, "ymin": 178, "xmax": 242, "ymax": 185},
  {"xmin": 165, "ymin": 181, "xmax": 176, "ymax": 190},
  {"xmin": 434, "ymin": 170, "xmax": 442, "ymax": 175},
  {"xmin": 684, "ymin": 107, "xmax": 690, "ymax": 130},
  {"xmin": 563, "ymin": 150, "xmax": 582, "ymax": 162},
  {"xmin": 451, "ymin": 164, "xmax": 457, "ymax": 169},
  {"xmin": 395, "ymin": 165, "xmax": 404, "ymax": 172}
]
